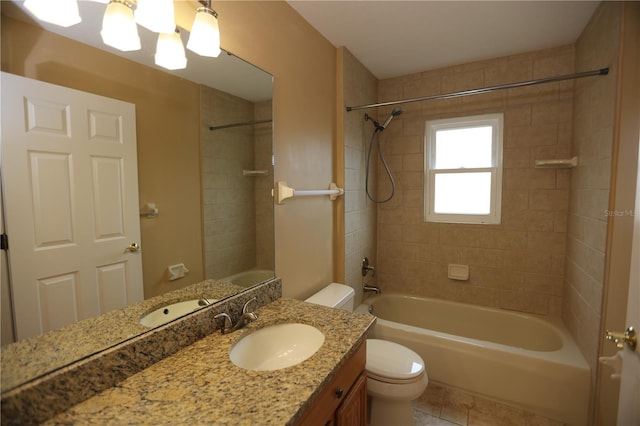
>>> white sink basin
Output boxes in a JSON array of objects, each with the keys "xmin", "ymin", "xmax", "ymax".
[
  {"xmin": 139, "ymin": 299, "xmax": 216, "ymax": 328},
  {"xmin": 230, "ymin": 323, "xmax": 325, "ymax": 371}
]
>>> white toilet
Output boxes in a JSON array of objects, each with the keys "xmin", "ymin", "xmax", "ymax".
[{"xmin": 305, "ymin": 283, "xmax": 428, "ymax": 426}]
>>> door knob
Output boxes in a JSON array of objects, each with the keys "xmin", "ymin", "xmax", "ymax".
[
  {"xmin": 125, "ymin": 242, "xmax": 141, "ymax": 253},
  {"xmin": 605, "ymin": 326, "xmax": 637, "ymax": 350}
]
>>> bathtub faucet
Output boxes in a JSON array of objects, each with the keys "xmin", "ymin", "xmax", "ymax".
[{"xmin": 363, "ymin": 285, "xmax": 381, "ymax": 294}]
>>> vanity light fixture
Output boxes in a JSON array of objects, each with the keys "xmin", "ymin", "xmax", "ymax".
[
  {"xmin": 24, "ymin": 0, "xmax": 224, "ymax": 67},
  {"xmin": 24, "ymin": 0, "xmax": 81, "ymax": 27},
  {"xmin": 187, "ymin": 0, "xmax": 221, "ymax": 58},
  {"xmin": 100, "ymin": 0, "xmax": 141, "ymax": 52},
  {"xmin": 134, "ymin": 0, "xmax": 175, "ymax": 34},
  {"xmin": 155, "ymin": 29, "xmax": 188, "ymax": 71}
]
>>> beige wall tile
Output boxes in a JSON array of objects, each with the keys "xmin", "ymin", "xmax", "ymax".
[
  {"xmin": 562, "ymin": 3, "xmax": 620, "ymax": 393},
  {"xmin": 343, "ymin": 49, "xmax": 379, "ymax": 299},
  {"xmin": 201, "ymin": 85, "xmax": 260, "ymax": 279},
  {"xmin": 376, "ymin": 45, "xmax": 581, "ymax": 316}
]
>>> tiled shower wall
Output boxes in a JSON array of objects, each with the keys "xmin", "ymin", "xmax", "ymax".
[
  {"xmin": 375, "ymin": 46, "xmax": 576, "ymax": 315},
  {"xmin": 201, "ymin": 86, "xmax": 264, "ymax": 279},
  {"xmin": 342, "ymin": 49, "xmax": 379, "ymax": 303},
  {"xmin": 564, "ymin": 2, "xmax": 620, "ymax": 385}
]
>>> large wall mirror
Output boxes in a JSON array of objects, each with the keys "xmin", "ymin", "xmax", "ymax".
[{"xmin": 0, "ymin": 1, "xmax": 274, "ymax": 390}]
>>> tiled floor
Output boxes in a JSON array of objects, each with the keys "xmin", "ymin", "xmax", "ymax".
[{"xmin": 413, "ymin": 383, "xmax": 565, "ymax": 426}]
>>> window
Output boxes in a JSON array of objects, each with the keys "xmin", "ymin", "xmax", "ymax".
[{"xmin": 424, "ymin": 113, "xmax": 503, "ymax": 224}]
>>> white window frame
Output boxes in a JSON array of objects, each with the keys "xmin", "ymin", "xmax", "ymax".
[{"xmin": 424, "ymin": 113, "xmax": 503, "ymax": 224}]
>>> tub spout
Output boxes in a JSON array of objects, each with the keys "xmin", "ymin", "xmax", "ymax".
[{"xmin": 363, "ymin": 285, "xmax": 381, "ymax": 294}]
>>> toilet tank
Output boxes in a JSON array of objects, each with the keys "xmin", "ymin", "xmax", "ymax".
[{"xmin": 304, "ymin": 283, "xmax": 355, "ymax": 311}]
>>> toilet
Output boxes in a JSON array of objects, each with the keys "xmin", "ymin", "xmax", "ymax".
[{"xmin": 305, "ymin": 283, "xmax": 428, "ymax": 426}]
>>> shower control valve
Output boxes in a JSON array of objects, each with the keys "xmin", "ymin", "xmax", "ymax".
[{"xmin": 362, "ymin": 257, "xmax": 375, "ymax": 277}]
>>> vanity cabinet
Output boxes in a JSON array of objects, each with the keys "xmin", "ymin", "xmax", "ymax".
[{"xmin": 297, "ymin": 340, "xmax": 367, "ymax": 426}]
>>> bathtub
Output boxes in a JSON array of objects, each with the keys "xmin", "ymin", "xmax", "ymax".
[
  {"xmin": 222, "ymin": 269, "xmax": 274, "ymax": 288},
  {"xmin": 356, "ymin": 294, "xmax": 590, "ymax": 425}
]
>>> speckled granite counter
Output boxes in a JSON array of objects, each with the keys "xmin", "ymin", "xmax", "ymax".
[
  {"xmin": 1, "ymin": 279, "xmax": 243, "ymax": 393},
  {"xmin": 44, "ymin": 299, "xmax": 375, "ymax": 425},
  {"xmin": 1, "ymin": 279, "xmax": 282, "ymax": 425}
]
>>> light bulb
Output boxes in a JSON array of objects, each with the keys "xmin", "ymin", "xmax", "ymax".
[
  {"xmin": 100, "ymin": 0, "xmax": 141, "ymax": 52},
  {"xmin": 155, "ymin": 30, "xmax": 187, "ymax": 71},
  {"xmin": 187, "ymin": 7, "xmax": 221, "ymax": 58},
  {"xmin": 24, "ymin": 0, "xmax": 81, "ymax": 27}
]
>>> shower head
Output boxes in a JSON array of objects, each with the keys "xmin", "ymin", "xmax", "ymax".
[{"xmin": 379, "ymin": 108, "xmax": 404, "ymax": 130}]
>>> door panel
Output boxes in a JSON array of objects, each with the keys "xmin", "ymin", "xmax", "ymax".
[
  {"xmin": 30, "ymin": 152, "xmax": 75, "ymax": 248},
  {"xmin": 38, "ymin": 273, "xmax": 79, "ymax": 332},
  {"xmin": 616, "ymin": 134, "xmax": 640, "ymax": 425},
  {"xmin": 91, "ymin": 156, "xmax": 125, "ymax": 239},
  {"xmin": 97, "ymin": 262, "xmax": 129, "ymax": 312},
  {"xmin": 25, "ymin": 97, "xmax": 71, "ymax": 137}
]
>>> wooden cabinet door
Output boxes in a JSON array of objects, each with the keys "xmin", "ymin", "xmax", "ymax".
[
  {"xmin": 336, "ymin": 372, "xmax": 367, "ymax": 426},
  {"xmin": 296, "ymin": 341, "xmax": 366, "ymax": 426}
]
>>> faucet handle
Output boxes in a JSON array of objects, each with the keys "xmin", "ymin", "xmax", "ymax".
[
  {"xmin": 362, "ymin": 257, "xmax": 376, "ymax": 277},
  {"xmin": 242, "ymin": 297, "xmax": 258, "ymax": 314},
  {"xmin": 214, "ymin": 313, "xmax": 232, "ymax": 333}
]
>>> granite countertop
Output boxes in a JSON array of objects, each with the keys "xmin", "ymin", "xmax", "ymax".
[
  {"xmin": 1, "ymin": 279, "xmax": 243, "ymax": 393},
  {"xmin": 44, "ymin": 298, "xmax": 375, "ymax": 425}
]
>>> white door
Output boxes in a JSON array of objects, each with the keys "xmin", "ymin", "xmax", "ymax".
[
  {"xmin": 0, "ymin": 72, "xmax": 143, "ymax": 341},
  {"xmin": 615, "ymin": 142, "xmax": 640, "ymax": 425}
]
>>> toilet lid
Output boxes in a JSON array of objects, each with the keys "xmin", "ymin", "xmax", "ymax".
[{"xmin": 366, "ymin": 339, "xmax": 425, "ymax": 381}]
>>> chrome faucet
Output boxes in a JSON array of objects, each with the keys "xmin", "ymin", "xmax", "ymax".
[{"xmin": 214, "ymin": 297, "xmax": 259, "ymax": 334}]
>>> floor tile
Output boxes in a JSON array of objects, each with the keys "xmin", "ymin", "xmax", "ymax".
[{"xmin": 412, "ymin": 383, "xmax": 566, "ymax": 426}]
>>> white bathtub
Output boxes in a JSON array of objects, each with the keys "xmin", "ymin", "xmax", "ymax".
[
  {"xmin": 222, "ymin": 269, "xmax": 274, "ymax": 288},
  {"xmin": 356, "ymin": 294, "xmax": 590, "ymax": 425}
]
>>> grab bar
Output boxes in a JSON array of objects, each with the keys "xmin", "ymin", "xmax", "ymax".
[{"xmin": 274, "ymin": 181, "xmax": 344, "ymax": 205}]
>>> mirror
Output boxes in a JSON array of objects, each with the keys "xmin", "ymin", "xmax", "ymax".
[{"xmin": 0, "ymin": 1, "xmax": 274, "ymax": 390}]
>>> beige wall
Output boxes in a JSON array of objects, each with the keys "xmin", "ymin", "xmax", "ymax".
[
  {"xmin": 1, "ymin": 15, "xmax": 204, "ymax": 300},
  {"xmin": 341, "ymin": 48, "xmax": 379, "ymax": 302},
  {"xmin": 376, "ymin": 46, "xmax": 575, "ymax": 315},
  {"xmin": 204, "ymin": 1, "xmax": 337, "ymax": 299}
]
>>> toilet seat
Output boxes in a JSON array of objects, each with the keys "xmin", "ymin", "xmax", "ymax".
[
  {"xmin": 366, "ymin": 339, "xmax": 425, "ymax": 383},
  {"xmin": 367, "ymin": 371, "xmax": 429, "ymax": 401},
  {"xmin": 367, "ymin": 370, "xmax": 426, "ymax": 385}
]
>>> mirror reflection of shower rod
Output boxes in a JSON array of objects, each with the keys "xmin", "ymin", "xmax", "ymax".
[
  {"xmin": 346, "ymin": 68, "xmax": 609, "ymax": 111},
  {"xmin": 209, "ymin": 119, "xmax": 273, "ymax": 131}
]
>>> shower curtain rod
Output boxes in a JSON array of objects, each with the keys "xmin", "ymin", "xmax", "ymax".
[
  {"xmin": 345, "ymin": 68, "xmax": 609, "ymax": 112},
  {"xmin": 209, "ymin": 119, "xmax": 273, "ymax": 131}
]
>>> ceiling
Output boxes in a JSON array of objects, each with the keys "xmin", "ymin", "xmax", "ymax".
[
  {"xmin": 287, "ymin": 1, "xmax": 600, "ymax": 79},
  {"xmin": 3, "ymin": 1, "xmax": 600, "ymax": 97}
]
